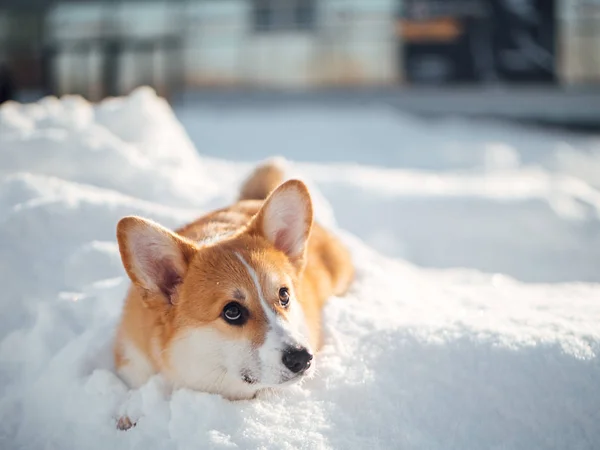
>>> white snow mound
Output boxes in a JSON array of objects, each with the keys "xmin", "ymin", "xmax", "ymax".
[{"xmin": 0, "ymin": 88, "xmax": 599, "ymax": 450}]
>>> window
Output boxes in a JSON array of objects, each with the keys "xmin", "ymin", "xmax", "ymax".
[{"xmin": 252, "ymin": 0, "xmax": 316, "ymax": 32}]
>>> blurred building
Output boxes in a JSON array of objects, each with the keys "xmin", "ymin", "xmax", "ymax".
[{"xmin": 0, "ymin": 0, "xmax": 599, "ymax": 101}]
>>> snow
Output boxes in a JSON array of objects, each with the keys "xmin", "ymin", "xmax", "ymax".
[{"xmin": 1, "ymin": 87, "xmax": 600, "ymax": 449}]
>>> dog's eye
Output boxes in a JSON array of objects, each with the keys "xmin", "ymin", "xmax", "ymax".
[
  {"xmin": 222, "ymin": 302, "xmax": 247, "ymax": 325},
  {"xmin": 279, "ymin": 287, "xmax": 290, "ymax": 307}
]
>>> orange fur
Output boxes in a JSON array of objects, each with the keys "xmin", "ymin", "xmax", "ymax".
[{"xmin": 114, "ymin": 161, "xmax": 354, "ymax": 398}]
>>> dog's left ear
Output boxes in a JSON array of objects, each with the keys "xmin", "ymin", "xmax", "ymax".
[{"xmin": 250, "ymin": 179, "xmax": 313, "ymax": 267}]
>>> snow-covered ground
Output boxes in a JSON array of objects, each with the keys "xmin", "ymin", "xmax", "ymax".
[{"xmin": 1, "ymin": 87, "xmax": 599, "ymax": 449}]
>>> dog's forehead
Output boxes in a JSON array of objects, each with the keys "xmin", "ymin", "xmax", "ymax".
[
  {"xmin": 234, "ymin": 250, "xmax": 291, "ymax": 307},
  {"xmin": 182, "ymin": 242, "xmax": 295, "ymax": 331},
  {"xmin": 197, "ymin": 247, "xmax": 289, "ymax": 295}
]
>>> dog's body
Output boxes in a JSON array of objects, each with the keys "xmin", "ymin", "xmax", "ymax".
[{"xmin": 114, "ymin": 161, "xmax": 353, "ymax": 400}]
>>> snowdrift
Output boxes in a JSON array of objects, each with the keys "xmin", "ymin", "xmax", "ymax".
[{"xmin": 1, "ymin": 88, "xmax": 599, "ymax": 450}]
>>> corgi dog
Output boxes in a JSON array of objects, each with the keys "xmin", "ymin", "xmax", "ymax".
[{"xmin": 114, "ymin": 160, "xmax": 354, "ymax": 401}]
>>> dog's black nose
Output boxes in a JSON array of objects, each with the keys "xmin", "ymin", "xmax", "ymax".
[{"xmin": 282, "ymin": 347, "xmax": 313, "ymax": 374}]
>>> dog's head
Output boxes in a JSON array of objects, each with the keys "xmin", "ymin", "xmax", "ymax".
[{"xmin": 117, "ymin": 180, "xmax": 314, "ymax": 398}]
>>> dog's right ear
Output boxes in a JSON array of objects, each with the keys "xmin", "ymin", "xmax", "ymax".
[{"xmin": 116, "ymin": 216, "xmax": 197, "ymax": 304}]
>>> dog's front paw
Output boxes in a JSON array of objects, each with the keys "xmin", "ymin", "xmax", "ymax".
[{"xmin": 116, "ymin": 415, "xmax": 136, "ymax": 431}]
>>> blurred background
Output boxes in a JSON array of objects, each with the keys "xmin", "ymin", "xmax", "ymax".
[{"xmin": 0, "ymin": 1, "xmax": 599, "ymax": 120}]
